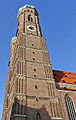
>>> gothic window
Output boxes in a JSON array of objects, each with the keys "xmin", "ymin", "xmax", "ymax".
[
  {"xmin": 28, "ymin": 15, "xmax": 33, "ymax": 21},
  {"xmin": 65, "ymin": 94, "xmax": 76, "ymax": 120},
  {"xmin": 36, "ymin": 113, "xmax": 41, "ymax": 120}
]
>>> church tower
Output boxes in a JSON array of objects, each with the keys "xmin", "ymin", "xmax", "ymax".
[{"xmin": 2, "ymin": 5, "xmax": 63, "ymax": 120}]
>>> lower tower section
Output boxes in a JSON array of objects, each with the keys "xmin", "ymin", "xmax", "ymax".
[{"xmin": 2, "ymin": 33, "xmax": 63, "ymax": 120}]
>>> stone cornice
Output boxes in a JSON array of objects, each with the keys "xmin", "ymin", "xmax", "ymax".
[{"xmin": 56, "ymin": 82, "xmax": 76, "ymax": 91}]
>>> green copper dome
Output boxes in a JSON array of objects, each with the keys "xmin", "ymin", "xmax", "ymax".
[
  {"xmin": 19, "ymin": 4, "xmax": 35, "ymax": 11},
  {"xmin": 17, "ymin": 4, "xmax": 35, "ymax": 18},
  {"xmin": 11, "ymin": 36, "xmax": 17, "ymax": 43}
]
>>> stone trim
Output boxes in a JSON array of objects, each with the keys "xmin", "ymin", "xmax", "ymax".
[
  {"xmin": 57, "ymin": 89, "xmax": 76, "ymax": 93},
  {"xmin": 14, "ymin": 114, "xmax": 27, "ymax": 118},
  {"xmin": 15, "ymin": 93, "xmax": 59, "ymax": 102},
  {"xmin": 17, "ymin": 45, "xmax": 48, "ymax": 51},
  {"xmin": 17, "ymin": 59, "xmax": 50, "ymax": 65},
  {"xmin": 51, "ymin": 117, "xmax": 63, "ymax": 119},
  {"xmin": 16, "ymin": 74, "xmax": 55, "ymax": 82},
  {"xmin": 13, "ymin": 56, "xmax": 50, "ymax": 66},
  {"xmin": 56, "ymin": 82, "xmax": 76, "ymax": 90}
]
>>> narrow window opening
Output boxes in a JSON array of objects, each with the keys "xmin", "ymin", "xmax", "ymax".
[
  {"xmin": 36, "ymin": 98, "xmax": 38, "ymax": 102},
  {"xmin": 21, "ymin": 12, "xmax": 23, "ymax": 14},
  {"xmin": 28, "ymin": 15, "xmax": 31, "ymax": 21},
  {"xmin": 34, "ymin": 69, "xmax": 36, "ymax": 71},
  {"xmin": 34, "ymin": 75, "xmax": 36, "ymax": 77},
  {"xmin": 28, "ymin": 15, "xmax": 33, "ymax": 21},
  {"xmin": 32, "ymin": 44, "xmax": 34, "ymax": 46},
  {"xmin": 33, "ymin": 58, "xmax": 35, "ymax": 61},
  {"xmin": 33, "ymin": 52, "xmax": 35, "ymax": 54},
  {"xmin": 31, "ymin": 10, "xmax": 33, "ymax": 12},
  {"xmin": 31, "ymin": 17, "xmax": 33, "ymax": 21},
  {"xmin": 27, "ymin": 10, "xmax": 29, "ymax": 12},
  {"xmin": 35, "ymin": 85, "xmax": 38, "ymax": 89},
  {"xmin": 18, "ymin": 23, "xmax": 19, "ymax": 26}
]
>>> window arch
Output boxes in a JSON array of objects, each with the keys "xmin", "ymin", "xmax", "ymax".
[
  {"xmin": 28, "ymin": 15, "xmax": 33, "ymax": 21},
  {"xmin": 65, "ymin": 94, "xmax": 76, "ymax": 120},
  {"xmin": 36, "ymin": 113, "xmax": 41, "ymax": 120}
]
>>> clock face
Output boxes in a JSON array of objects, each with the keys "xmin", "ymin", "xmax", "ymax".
[{"xmin": 27, "ymin": 25, "xmax": 36, "ymax": 31}]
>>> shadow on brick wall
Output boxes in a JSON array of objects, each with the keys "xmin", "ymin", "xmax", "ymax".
[{"xmin": 10, "ymin": 97, "xmax": 51, "ymax": 120}]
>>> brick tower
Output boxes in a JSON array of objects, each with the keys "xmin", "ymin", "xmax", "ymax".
[{"xmin": 2, "ymin": 5, "xmax": 63, "ymax": 120}]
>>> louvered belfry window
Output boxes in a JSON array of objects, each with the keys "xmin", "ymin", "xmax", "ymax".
[{"xmin": 65, "ymin": 94, "xmax": 76, "ymax": 120}]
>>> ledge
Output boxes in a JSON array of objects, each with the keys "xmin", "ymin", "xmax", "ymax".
[
  {"xmin": 51, "ymin": 117, "xmax": 63, "ymax": 120},
  {"xmin": 14, "ymin": 114, "xmax": 27, "ymax": 118}
]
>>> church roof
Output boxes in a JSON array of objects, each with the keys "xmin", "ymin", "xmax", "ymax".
[{"xmin": 53, "ymin": 70, "xmax": 76, "ymax": 85}]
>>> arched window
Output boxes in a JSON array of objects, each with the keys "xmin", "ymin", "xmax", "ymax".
[
  {"xmin": 65, "ymin": 94, "xmax": 76, "ymax": 120},
  {"xmin": 28, "ymin": 15, "xmax": 31, "ymax": 21},
  {"xmin": 28, "ymin": 15, "xmax": 33, "ymax": 22},
  {"xmin": 36, "ymin": 113, "xmax": 41, "ymax": 120}
]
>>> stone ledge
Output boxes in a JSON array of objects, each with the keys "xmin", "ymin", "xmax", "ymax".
[
  {"xmin": 51, "ymin": 117, "xmax": 63, "ymax": 120},
  {"xmin": 14, "ymin": 114, "xmax": 27, "ymax": 118}
]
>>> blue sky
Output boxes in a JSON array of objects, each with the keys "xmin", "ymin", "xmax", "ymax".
[{"xmin": 0, "ymin": 0, "xmax": 76, "ymax": 119}]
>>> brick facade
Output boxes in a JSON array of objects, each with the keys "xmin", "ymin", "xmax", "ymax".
[{"xmin": 2, "ymin": 5, "xmax": 76, "ymax": 120}]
